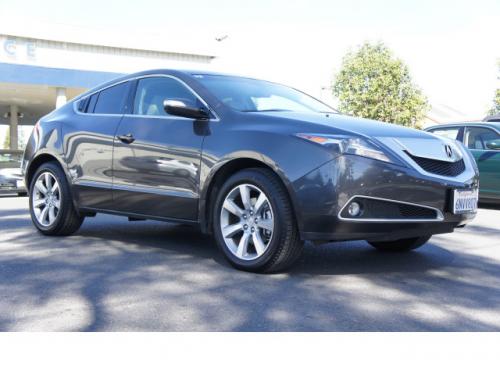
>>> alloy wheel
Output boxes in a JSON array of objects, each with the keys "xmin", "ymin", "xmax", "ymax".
[
  {"xmin": 220, "ymin": 183, "xmax": 275, "ymax": 260},
  {"xmin": 32, "ymin": 172, "xmax": 61, "ymax": 227}
]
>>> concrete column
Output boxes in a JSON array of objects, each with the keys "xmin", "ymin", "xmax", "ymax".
[
  {"xmin": 55, "ymin": 87, "xmax": 67, "ymax": 108},
  {"xmin": 9, "ymin": 104, "xmax": 18, "ymax": 150}
]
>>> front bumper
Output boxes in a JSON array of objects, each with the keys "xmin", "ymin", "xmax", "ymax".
[{"xmin": 292, "ymin": 155, "xmax": 478, "ymax": 242}]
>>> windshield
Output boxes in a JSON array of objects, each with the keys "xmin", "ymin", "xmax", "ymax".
[{"xmin": 193, "ymin": 74, "xmax": 336, "ymax": 114}]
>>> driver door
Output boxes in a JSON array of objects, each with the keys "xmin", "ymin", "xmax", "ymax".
[{"xmin": 111, "ymin": 76, "xmax": 207, "ymax": 220}]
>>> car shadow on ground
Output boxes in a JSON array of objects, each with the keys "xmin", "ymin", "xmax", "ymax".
[
  {"xmin": 1, "ymin": 211, "xmax": 500, "ymax": 331},
  {"xmin": 0, "ymin": 194, "xmax": 492, "ymax": 277},
  {"xmin": 51, "ymin": 218, "xmax": 458, "ymax": 277}
]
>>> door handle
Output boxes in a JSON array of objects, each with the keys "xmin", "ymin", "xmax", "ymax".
[{"xmin": 117, "ymin": 134, "xmax": 135, "ymax": 144}]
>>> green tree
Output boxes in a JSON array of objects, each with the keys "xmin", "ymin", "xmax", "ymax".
[
  {"xmin": 487, "ymin": 61, "xmax": 499, "ymax": 116},
  {"xmin": 333, "ymin": 42, "xmax": 428, "ymax": 128}
]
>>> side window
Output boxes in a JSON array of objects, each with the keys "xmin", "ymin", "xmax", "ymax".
[
  {"xmin": 465, "ymin": 127, "xmax": 500, "ymax": 150},
  {"xmin": 429, "ymin": 127, "xmax": 460, "ymax": 141},
  {"xmin": 133, "ymin": 77, "xmax": 199, "ymax": 117},
  {"xmin": 86, "ymin": 93, "xmax": 99, "ymax": 113},
  {"xmin": 77, "ymin": 97, "xmax": 88, "ymax": 112},
  {"xmin": 93, "ymin": 81, "xmax": 131, "ymax": 114}
]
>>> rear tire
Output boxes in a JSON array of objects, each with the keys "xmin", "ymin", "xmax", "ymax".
[
  {"xmin": 29, "ymin": 161, "xmax": 84, "ymax": 236},
  {"xmin": 213, "ymin": 168, "xmax": 303, "ymax": 273},
  {"xmin": 368, "ymin": 235, "xmax": 431, "ymax": 252}
]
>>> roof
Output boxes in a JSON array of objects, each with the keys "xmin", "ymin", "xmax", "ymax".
[
  {"xmin": 81, "ymin": 68, "xmax": 261, "ymax": 90},
  {"xmin": 67, "ymin": 68, "xmax": 228, "ymax": 103},
  {"xmin": 426, "ymin": 122, "xmax": 500, "ymax": 131}
]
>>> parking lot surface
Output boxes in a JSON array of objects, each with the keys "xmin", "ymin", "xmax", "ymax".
[{"xmin": 1, "ymin": 195, "xmax": 499, "ymax": 331}]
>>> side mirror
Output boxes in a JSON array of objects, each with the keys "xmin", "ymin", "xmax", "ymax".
[
  {"xmin": 163, "ymin": 99, "xmax": 210, "ymax": 120},
  {"xmin": 485, "ymin": 139, "xmax": 500, "ymax": 151}
]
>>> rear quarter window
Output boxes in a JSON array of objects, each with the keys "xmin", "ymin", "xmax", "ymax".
[{"xmin": 92, "ymin": 81, "xmax": 131, "ymax": 114}]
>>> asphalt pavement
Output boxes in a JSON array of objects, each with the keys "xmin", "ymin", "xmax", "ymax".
[{"xmin": 1, "ymin": 194, "xmax": 499, "ymax": 331}]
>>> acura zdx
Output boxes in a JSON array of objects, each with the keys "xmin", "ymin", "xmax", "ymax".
[{"xmin": 22, "ymin": 70, "xmax": 479, "ymax": 272}]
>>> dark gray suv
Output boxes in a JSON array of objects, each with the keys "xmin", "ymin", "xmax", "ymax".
[{"xmin": 22, "ymin": 70, "xmax": 479, "ymax": 272}]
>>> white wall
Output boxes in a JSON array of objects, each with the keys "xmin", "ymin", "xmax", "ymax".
[{"xmin": 0, "ymin": 34, "xmax": 214, "ymax": 73}]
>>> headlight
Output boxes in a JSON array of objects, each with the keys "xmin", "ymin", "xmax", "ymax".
[{"xmin": 296, "ymin": 133, "xmax": 398, "ymax": 164}]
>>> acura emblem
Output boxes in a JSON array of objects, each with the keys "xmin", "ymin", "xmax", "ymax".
[{"xmin": 445, "ymin": 145, "xmax": 453, "ymax": 158}]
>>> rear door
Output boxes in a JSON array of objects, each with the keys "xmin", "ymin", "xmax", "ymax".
[
  {"xmin": 67, "ymin": 81, "xmax": 132, "ymax": 209},
  {"xmin": 111, "ymin": 76, "xmax": 207, "ymax": 220},
  {"xmin": 464, "ymin": 126, "xmax": 500, "ymax": 200}
]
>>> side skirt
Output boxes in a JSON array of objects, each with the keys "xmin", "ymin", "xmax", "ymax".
[{"xmin": 78, "ymin": 206, "xmax": 200, "ymax": 227}]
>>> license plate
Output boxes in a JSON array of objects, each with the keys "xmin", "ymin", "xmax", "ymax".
[{"xmin": 453, "ymin": 189, "xmax": 478, "ymax": 214}]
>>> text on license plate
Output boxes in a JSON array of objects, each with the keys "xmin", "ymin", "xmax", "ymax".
[{"xmin": 453, "ymin": 189, "xmax": 478, "ymax": 214}]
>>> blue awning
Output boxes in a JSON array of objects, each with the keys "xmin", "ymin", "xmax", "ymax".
[{"xmin": 0, "ymin": 62, "xmax": 123, "ymax": 88}]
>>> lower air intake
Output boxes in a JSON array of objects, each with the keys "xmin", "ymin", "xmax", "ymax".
[{"xmin": 340, "ymin": 197, "xmax": 441, "ymax": 221}]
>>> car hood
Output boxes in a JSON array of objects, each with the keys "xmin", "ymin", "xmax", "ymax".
[
  {"xmin": 253, "ymin": 111, "xmax": 468, "ymax": 165},
  {"xmin": 259, "ymin": 112, "xmax": 433, "ymax": 138}
]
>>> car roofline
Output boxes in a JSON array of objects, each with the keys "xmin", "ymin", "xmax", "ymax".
[{"xmin": 426, "ymin": 122, "xmax": 500, "ymax": 130}]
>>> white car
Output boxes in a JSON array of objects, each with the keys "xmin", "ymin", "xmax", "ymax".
[{"xmin": 0, "ymin": 149, "xmax": 27, "ymax": 196}]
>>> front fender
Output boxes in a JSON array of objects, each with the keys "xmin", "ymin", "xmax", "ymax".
[{"xmin": 198, "ymin": 128, "xmax": 336, "ymax": 233}]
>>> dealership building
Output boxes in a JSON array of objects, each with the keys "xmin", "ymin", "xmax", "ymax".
[
  {"xmin": 1, "ymin": 23, "xmax": 478, "ymax": 151},
  {"xmin": 0, "ymin": 23, "xmax": 217, "ymax": 150}
]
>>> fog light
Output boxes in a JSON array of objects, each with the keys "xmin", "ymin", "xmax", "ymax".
[{"xmin": 348, "ymin": 202, "xmax": 362, "ymax": 217}]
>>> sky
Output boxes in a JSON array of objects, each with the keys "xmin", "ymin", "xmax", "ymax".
[{"xmin": 0, "ymin": 0, "xmax": 499, "ymax": 119}]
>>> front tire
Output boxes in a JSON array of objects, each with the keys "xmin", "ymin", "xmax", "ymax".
[
  {"xmin": 213, "ymin": 168, "xmax": 303, "ymax": 273},
  {"xmin": 29, "ymin": 161, "xmax": 84, "ymax": 236},
  {"xmin": 368, "ymin": 235, "xmax": 431, "ymax": 252}
]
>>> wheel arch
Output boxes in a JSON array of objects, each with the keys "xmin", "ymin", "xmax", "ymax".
[
  {"xmin": 199, "ymin": 157, "xmax": 302, "ymax": 235},
  {"xmin": 25, "ymin": 152, "xmax": 71, "ymax": 192}
]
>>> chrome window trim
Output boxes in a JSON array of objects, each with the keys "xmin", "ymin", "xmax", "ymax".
[
  {"xmin": 464, "ymin": 125, "xmax": 500, "ymax": 152},
  {"xmin": 122, "ymin": 114, "xmax": 195, "ymax": 121},
  {"xmin": 467, "ymin": 148, "xmax": 500, "ymax": 153},
  {"xmin": 73, "ymin": 80, "xmax": 131, "ymax": 118},
  {"xmin": 71, "ymin": 111, "xmax": 123, "ymax": 118},
  {"xmin": 73, "ymin": 74, "xmax": 220, "ymax": 121},
  {"xmin": 338, "ymin": 195, "xmax": 445, "ymax": 222}
]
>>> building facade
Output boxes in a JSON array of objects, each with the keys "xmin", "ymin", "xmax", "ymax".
[{"xmin": 0, "ymin": 24, "xmax": 216, "ymax": 150}]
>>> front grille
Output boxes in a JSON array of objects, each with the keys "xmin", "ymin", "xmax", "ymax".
[
  {"xmin": 398, "ymin": 204, "xmax": 436, "ymax": 219},
  {"xmin": 340, "ymin": 197, "xmax": 439, "ymax": 220},
  {"xmin": 406, "ymin": 152, "xmax": 466, "ymax": 177}
]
